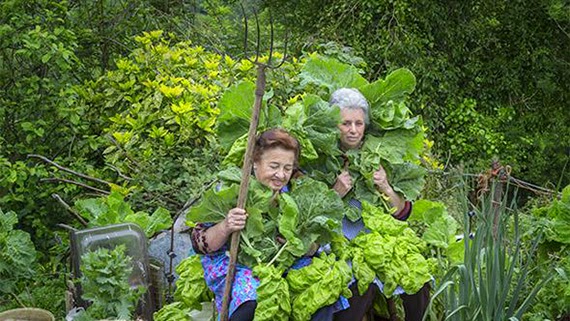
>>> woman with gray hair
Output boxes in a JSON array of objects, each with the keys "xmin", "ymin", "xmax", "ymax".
[{"xmin": 327, "ymin": 88, "xmax": 429, "ymax": 321}]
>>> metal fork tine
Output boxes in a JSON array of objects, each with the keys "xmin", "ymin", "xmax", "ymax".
[
  {"xmin": 254, "ymin": 9, "xmax": 261, "ymax": 64},
  {"xmin": 271, "ymin": 29, "xmax": 289, "ymax": 69},
  {"xmin": 241, "ymin": 3, "xmax": 249, "ymax": 61},
  {"xmin": 268, "ymin": 11, "xmax": 275, "ymax": 65}
]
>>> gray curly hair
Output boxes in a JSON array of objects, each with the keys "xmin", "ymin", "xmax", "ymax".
[{"xmin": 329, "ymin": 88, "xmax": 370, "ymax": 125}]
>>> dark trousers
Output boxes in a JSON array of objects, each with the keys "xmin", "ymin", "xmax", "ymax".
[
  {"xmin": 374, "ymin": 283, "xmax": 431, "ymax": 321},
  {"xmin": 334, "ymin": 282, "xmax": 377, "ymax": 321},
  {"xmin": 229, "ymin": 300, "xmax": 256, "ymax": 321},
  {"xmin": 400, "ymin": 283, "xmax": 430, "ymax": 321},
  {"xmin": 332, "ymin": 282, "xmax": 430, "ymax": 321}
]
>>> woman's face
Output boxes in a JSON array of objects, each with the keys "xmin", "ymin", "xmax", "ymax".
[
  {"xmin": 339, "ymin": 108, "xmax": 366, "ymax": 150},
  {"xmin": 253, "ymin": 147, "xmax": 296, "ymax": 192}
]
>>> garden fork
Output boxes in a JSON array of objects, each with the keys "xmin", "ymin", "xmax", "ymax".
[{"xmin": 220, "ymin": 6, "xmax": 288, "ymax": 321}]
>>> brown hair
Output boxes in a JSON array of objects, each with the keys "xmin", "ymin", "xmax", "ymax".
[{"xmin": 253, "ymin": 128, "xmax": 301, "ymax": 167}]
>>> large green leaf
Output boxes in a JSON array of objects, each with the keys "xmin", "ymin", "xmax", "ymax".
[
  {"xmin": 409, "ymin": 199, "xmax": 459, "ymax": 249},
  {"xmin": 300, "ymin": 56, "xmax": 368, "ymax": 94},
  {"xmin": 389, "ymin": 162, "xmax": 426, "ymax": 201},
  {"xmin": 360, "ymin": 68, "xmax": 416, "ymax": 105},
  {"xmin": 216, "ymin": 81, "xmax": 256, "ymax": 151},
  {"xmin": 186, "ymin": 183, "xmax": 239, "ymax": 225}
]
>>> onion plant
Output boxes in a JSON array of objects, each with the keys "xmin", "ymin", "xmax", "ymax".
[{"xmin": 424, "ymin": 182, "xmax": 553, "ymax": 321}]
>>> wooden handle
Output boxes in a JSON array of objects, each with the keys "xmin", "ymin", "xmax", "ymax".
[{"xmin": 220, "ymin": 65, "xmax": 267, "ymax": 321}]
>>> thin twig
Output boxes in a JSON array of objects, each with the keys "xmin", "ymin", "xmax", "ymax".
[
  {"xmin": 106, "ymin": 164, "xmax": 133, "ymax": 181},
  {"xmin": 57, "ymin": 223, "xmax": 79, "ymax": 233},
  {"xmin": 28, "ymin": 154, "xmax": 112, "ymax": 186},
  {"xmin": 52, "ymin": 194, "xmax": 89, "ymax": 227},
  {"xmin": 11, "ymin": 292, "xmax": 26, "ymax": 308},
  {"xmin": 41, "ymin": 178, "xmax": 110, "ymax": 195}
]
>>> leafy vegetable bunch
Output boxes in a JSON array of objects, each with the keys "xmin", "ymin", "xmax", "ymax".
[
  {"xmin": 75, "ymin": 244, "xmax": 146, "ymax": 321},
  {"xmin": 184, "ymin": 168, "xmax": 346, "ymax": 320},
  {"xmin": 186, "ymin": 167, "xmax": 344, "ymax": 270},
  {"xmin": 153, "ymin": 255, "xmax": 214, "ymax": 321},
  {"xmin": 333, "ymin": 201, "xmax": 435, "ymax": 297},
  {"xmin": 285, "ymin": 253, "xmax": 352, "ymax": 321},
  {"xmin": 217, "ymin": 55, "xmax": 428, "ymax": 222},
  {"xmin": 298, "ymin": 56, "xmax": 427, "ymax": 221}
]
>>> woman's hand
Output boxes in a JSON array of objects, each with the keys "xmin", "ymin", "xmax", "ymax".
[
  {"xmin": 373, "ymin": 165, "xmax": 405, "ymax": 212},
  {"xmin": 373, "ymin": 165, "xmax": 391, "ymax": 193},
  {"xmin": 222, "ymin": 208, "xmax": 248, "ymax": 235},
  {"xmin": 333, "ymin": 170, "xmax": 353, "ymax": 198}
]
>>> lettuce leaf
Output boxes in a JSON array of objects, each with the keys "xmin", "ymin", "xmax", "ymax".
[
  {"xmin": 173, "ymin": 255, "xmax": 213, "ymax": 310},
  {"xmin": 253, "ymin": 265, "xmax": 291, "ymax": 321},
  {"xmin": 351, "ymin": 201, "xmax": 433, "ymax": 296},
  {"xmin": 286, "ymin": 253, "xmax": 352, "ymax": 321}
]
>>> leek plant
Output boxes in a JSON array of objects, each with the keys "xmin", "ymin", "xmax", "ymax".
[{"xmin": 425, "ymin": 182, "xmax": 552, "ymax": 321}]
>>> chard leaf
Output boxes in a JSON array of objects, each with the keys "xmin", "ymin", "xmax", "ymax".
[
  {"xmin": 216, "ymin": 81, "xmax": 256, "ymax": 151},
  {"xmin": 186, "ymin": 183, "xmax": 239, "ymax": 224},
  {"xmin": 301, "ymin": 94, "xmax": 342, "ymax": 159},
  {"xmin": 279, "ymin": 194, "xmax": 307, "ymax": 258},
  {"xmin": 360, "ymin": 130, "xmax": 424, "ymax": 167},
  {"xmin": 389, "ymin": 162, "xmax": 426, "ymax": 201},
  {"xmin": 353, "ymin": 201, "xmax": 433, "ymax": 296},
  {"xmin": 352, "ymin": 249, "xmax": 376, "ymax": 295},
  {"xmin": 222, "ymin": 133, "xmax": 248, "ymax": 167},
  {"xmin": 286, "ymin": 253, "xmax": 352, "ymax": 321},
  {"xmin": 289, "ymin": 177, "xmax": 344, "ymax": 245},
  {"xmin": 359, "ymin": 68, "xmax": 416, "ymax": 130},
  {"xmin": 300, "ymin": 56, "xmax": 368, "ymax": 93}
]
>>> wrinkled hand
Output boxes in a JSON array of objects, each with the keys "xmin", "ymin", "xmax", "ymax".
[
  {"xmin": 333, "ymin": 170, "xmax": 353, "ymax": 198},
  {"xmin": 223, "ymin": 208, "xmax": 247, "ymax": 234},
  {"xmin": 373, "ymin": 165, "xmax": 391, "ymax": 192}
]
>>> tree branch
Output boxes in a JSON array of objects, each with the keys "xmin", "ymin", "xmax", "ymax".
[
  {"xmin": 28, "ymin": 154, "xmax": 112, "ymax": 186},
  {"xmin": 107, "ymin": 164, "xmax": 133, "ymax": 181},
  {"xmin": 41, "ymin": 177, "xmax": 110, "ymax": 195},
  {"xmin": 52, "ymin": 193, "xmax": 89, "ymax": 227}
]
